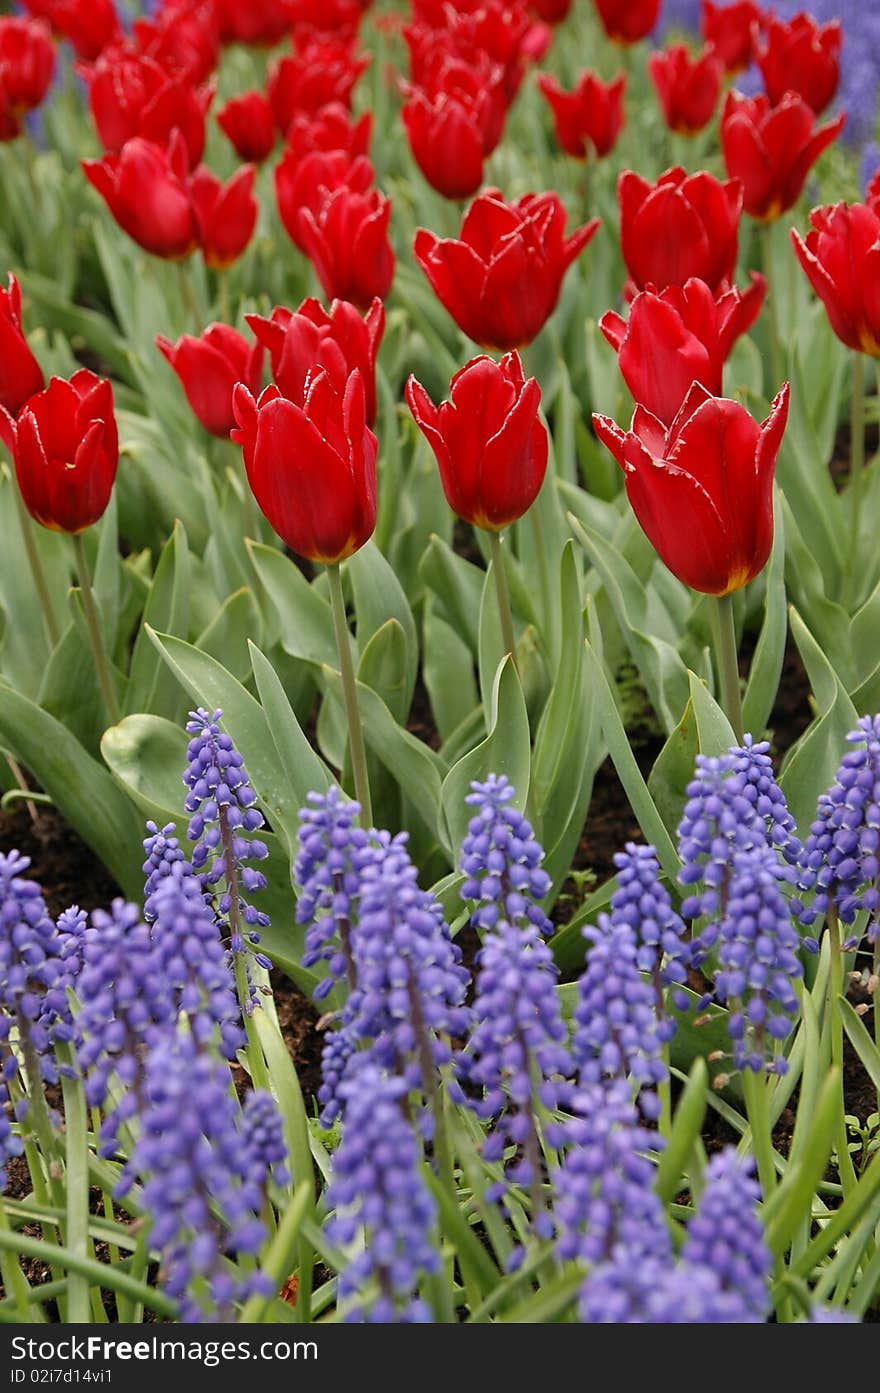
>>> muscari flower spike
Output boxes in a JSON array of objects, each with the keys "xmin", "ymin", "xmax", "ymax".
[
  {"xmin": 294, "ymin": 786, "xmax": 375, "ymax": 998},
  {"xmin": 460, "ymin": 774, "xmax": 552, "ymax": 933},
  {"xmin": 610, "ymin": 843, "xmax": 693, "ymax": 1029},
  {"xmin": 142, "ymin": 819, "xmax": 193, "ymax": 923},
  {"xmin": 681, "ymin": 1148, "xmax": 771, "ymax": 1320}
]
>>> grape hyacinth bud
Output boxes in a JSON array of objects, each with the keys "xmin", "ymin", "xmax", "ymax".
[
  {"xmin": 142, "ymin": 819, "xmax": 193, "ymax": 922},
  {"xmin": 183, "ymin": 708, "xmax": 271, "ymax": 1005},
  {"xmin": 681, "ymin": 1148, "xmax": 771, "ymax": 1320},
  {"xmin": 118, "ymin": 1032, "xmax": 278, "ymax": 1322},
  {"xmin": 327, "ymin": 1063, "xmax": 440, "ymax": 1322},
  {"xmin": 294, "ymin": 786, "xmax": 374, "ymax": 997},
  {"xmin": 707, "ymin": 844, "xmax": 802, "ymax": 1074},
  {"xmin": 579, "ymin": 1254, "xmax": 762, "ymax": 1323},
  {"xmin": 49, "ymin": 905, "xmax": 89, "ymax": 1045},
  {"xmin": 573, "ymin": 916, "xmax": 668, "ymax": 1115},
  {"xmin": 460, "ymin": 775, "xmax": 552, "ymax": 933},
  {"xmin": 241, "ymin": 1090, "xmax": 290, "ymax": 1189},
  {"xmin": 796, "ymin": 716, "xmax": 880, "ymax": 963},
  {"xmin": 610, "ymin": 843, "xmax": 692, "ymax": 1031}
]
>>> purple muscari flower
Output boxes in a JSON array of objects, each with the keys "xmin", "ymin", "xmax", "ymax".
[
  {"xmin": 682, "ymin": 1148, "xmax": 771, "ymax": 1320},
  {"xmin": 327, "ymin": 1063, "xmax": 439, "ymax": 1322},
  {"xmin": 183, "ymin": 709, "xmax": 271, "ymax": 993},
  {"xmin": 795, "ymin": 716, "xmax": 880, "ymax": 955},
  {"xmin": 808, "ymin": 1305, "xmax": 860, "ymax": 1323},
  {"xmin": 460, "ymin": 775, "xmax": 552, "ymax": 934},
  {"xmin": 142, "ymin": 820, "xmax": 193, "ymax": 923},
  {"xmin": 48, "ymin": 905, "xmax": 89, "ymax": 1046},
  {"xmin": 454, "ymin": 918, "xmax": 570, "ymax": 1233},
  {"xmin": 118, "ymin": 1032, "xmax": 275, "ymax": 1322},
  {"xmin": 294, "ymin": 787, "xmax": 375, "ymax": 998},
  {"xmin": 610, "ymin": 844, "xmax": 692, "ymax": 1029},
  {"xmin": 320, "ymin": 835, "xmax": 471, "ymax": 1126},
  {"xmin": 552, "ymin": 1079, "xmax": 671, "ymax": 1268},
  {"xmin": 579, "ymin": 1255, "xmax": 760, "ymax": 1323},
  {"xmin": 708, "ymin": 844, "xmax": 803, "ymax": 1074},
  {"xmin": 729, "ymin": 737, "xmax": 801, "ymax": 864},
  {"xmin": 317, "ymin": 1025, "xmax": 356, "ymax": 1126},
  {"xmin": 148, "ymin": 865, "xmax": 245, "ymax": 1061},
  {"xmin": 572, "ymin": 916, "xmax": 667, "ymax": 1115},
  {"xmin": 241, "ymin": 1090, "xmax": 290, "ymax": 1189}
]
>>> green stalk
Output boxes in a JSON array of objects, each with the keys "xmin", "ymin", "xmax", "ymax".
[
  {"xmin": 825, "ymin": 904, "xmax": 858, "ymax": 1195},
  {"xmin": 71, "ymin": 533, "xmax": 119, "ymax": 725},
  {"xmin": 761, "ymin": 223, "xmax": 785, "ymax": 391},
  {"xmin": 0, "ymin": 1230, "xmax": 177, "ymax": 1317},
  {"xmin": 741, "ymin": 1066, "xmax": 777, "ymax": 1201},
  {"xmin": 710, "ymin": 593, "xmax": 744, "ymax": 743},
  {"xmin": 177, "ymin": 258, "xmax": 202, "ymax": 332},
  {"xmin": 10, "ymin": 483, "xmax": 61, "ymax": 648},
  {"xmin": 58, "ymin": 1050, "xmax": 92, "ymax": 1324},
  {"xmin": 0, "ymin": 1198, "xmax": 41, "ymax": 1323},
  {"xmin": 529, "ymin": 506, "xmax": 556, "ymax": 664},
  {"xmin": 843, "ymin": 351, "xmax": 866, "ymax": 610},
  {"xmin": 326, "ymin": 561, "xmax": 373, "ymax": 828},
  {"xmin": 488, "ymin": 529, "xmax": 518, "ymax": 670}
]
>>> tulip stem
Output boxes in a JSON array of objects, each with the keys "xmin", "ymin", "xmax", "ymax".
[
  {"xmin": 843, "ymin": 350, "xmax": 866, "ymax": 610},
  {"xmin": 11, "ymin": 483, "xmax": 61, "ymax": 649},
  {"xmin": 71, "ymin": 533, "xmax": 119, "ymax": 727},
  {"xmin": 488, "ymin": 529, "xmax": 518, "ymax": 671},
  {"xmin": 711, "ymin": 593, "xmax": 744, "ymax": 743},
  {"xmin": 326, "ymin": 561, "xmax": 373, "ymax": 829},
  {"xmin": 761, "ymin": 224, "xmax": 784, "ymax": 391}
]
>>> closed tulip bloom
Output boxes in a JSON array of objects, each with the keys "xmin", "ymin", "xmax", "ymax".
[
  {"xmin": 1, "ymin": 369, "xmax": 118, "ymax": 534},
  {"xmin": 401, "ymin": 88, "xmax": 492, "ymax": 201},
  {"xmin": 267, "ymin": 36, "xmax": 368, "ymax": 135},
  {"xmin": 531, "ymin": 0, "xmax": 571, "ymax": 22},
  {"xmin": 215, "ymin": 0, "xmax": 293, "ymax": 47},
  {"xmin": 406, "ymin": 352, "xmax": 547, "ymax": 530},
  {"xmin": 537, "ymin": 70, "xmax": 625, "ymax": 161},
  {"xmin": 791, "ymin": 202, "xmax": 880, "ymax": 356},
  {"xmin": 0, "ymin": 274, "xmax": 45, "ymax": 416},
  {"xmin": 593, "ymin": 381, "xmax": 790, "ymax": 595},
  {"xmin": 594, "ymin": 0, "xmax": 659, "ymax": 44},
  {"xmin": 648, "ymin": 43, "xmax": 723, "ymax": 136},
  {"xmin": 299, "ymin": 186, "xmax": 395, "ymax": 311},
  {"xmin": 133, "ymin": 0, "xmax": 220, "ymax": 86},
  {"xmin": 246, "ymin": 296, "xmax": 385, "ymax": 425},
  {"xmin": 83, "ymin": 46, "xmax": 214, "ymax": 168},
  {"xmin": 216, "ymin": 90, "xmax": 275, "ymax": 163},
  {"xmin": 231, "ymin": 370, "xmax": 377, "ymax": 564},
  {"xmin": 619, "ymin": 166, "xmax": 742, "ymax": 294},
  {"xmin": 156, "ymin": 324, "xmax": 264, "ymax": 437},
  {"xmin": 415, "ymin": 188, "xmax": 599, "ymax": 349},
  {"xmin": 756, "ymin": 11, "xmax": 841, "ymax": 115},
  {"xmin": 600, "ymin": 274, "xmax": 766, "ymax": 426},
  {"xmin": 189, "ymin": 164, "xmax": 258, "ymax": 270},
  {"xmin": 0, "ymin": 17, "xmax": 55, "ymax": 113},
  {"xmin": 275, "ymin": 146, "xmax": 374, "ymax": 253},
  {"xmin": 700, "ymin": 0, "xmax": 762, "ymax": 74},
  {"xmin": 82, "ymin": 132, "xmax": 196, "ymax": 259},
  {"xmin": 720, "ymin": 91, "xmax": 845, "ymax": 222},
  {"xmin": 20, "ymin": 0, "xmax": 121, "ymax": 63},
  {"xmin": 285, "ymin": 102, "xmax": 371, "ymax": 161}
]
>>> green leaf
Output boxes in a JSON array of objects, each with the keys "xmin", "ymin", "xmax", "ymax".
[
  {"xmin": 195, "ymin": 586, "xmax": 262, "ymax": 683},
  {"xmin": 0, "ymin": 681, "xmax": 143, "ymax": 898},
  {"xmin": 247, "ymin": 542, "xmax": 341, "ymax": 670},
  {"xmin": 742, "ymin": 492, "xmax": 787, "ymax": 736},
  {"xmin": 356, "ymin": 619, "xmax": 411, "ymax": 725},
  {"xmin": 440, "ymin": 655, "xmax": 531, "ymax": 858},
  {"xmin": 418, "ymin": 534, "xmax": 484, "ymax": 656},
  {"xmin": 421, "ymin": 601, "xmax": 478, "ymax": 744},
  {"xmin": 655, "ymin": 1058, "xmax": 708, "ymax": 1205},
  {"xmin": 126, "ymin": 520, "xmax": 190, "ymax": 720},
  {"xmin": 346, "ymin": 541, "xmax": 418, "ymax": 713},
  {"xmin": 763, "ymin": 1068, "xmax": 841, "ymax": 1259},
  {"xmin": 780, "ymin": 607, "xmax": 859, "ymax": 833},
  {"xmin": 248, "ymin": 642, "xmax": 331, "ymax": 808},
  {"xmin": 838, "ymin": 997, "xmax": 880, "ymax": 1096}
]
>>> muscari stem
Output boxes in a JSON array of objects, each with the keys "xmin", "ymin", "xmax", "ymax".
[
  {"xmin": 326, "ymin": 561, "xmax": 373, "ymax": 829},
  {"xmin": 71, "ymin": 532, "xmax": 119, "ymax": 726},
  {"xmin": 488, "ymin": 529, "xmax": 518, "ymax": 671},
  {"xmin": 826, "ymin": 903, "xmax": 858, "ymax": 1196},
  {"xmin": 843, "ymin": 351, "xmax": 866, "ymax": 610},
  {"xmin": 11, "ymin": 484, "xmax": 61, "ymax": 649},
  {"xmin": 711, "ymin": 593, "xmax": 744, "ymax": 744}
]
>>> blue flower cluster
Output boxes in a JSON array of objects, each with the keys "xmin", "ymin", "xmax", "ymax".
[
  {"xmin": 460, "ymin": 775, "xmax": 552, "ymax": 933},
  {"xmin": 142, "ymin": 820, "xmax": 191, "ymax": 923},
  {"xmin": 610, "ymin": 843, "xmax": 692, "ymax": 1024},
  {"xmin": 295, "ymin": 786, "xmax": 374, "ymax": 997}
]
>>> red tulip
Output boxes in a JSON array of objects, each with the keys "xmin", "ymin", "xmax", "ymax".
[
  {"xmin": 530, "ymin": 0, "xmax": 571, "ymax": 22},
  {"xmin": 83, "ymin": 132, "xmax": 196, "ymax": 259},
  {"xmin": 415, "ymin": 188, "xmax": 599, "ymax": 349},
  {"xmin": 156, "ymin": 324, "xmax": 264, "ymax": 437},
  {"xmin": 267, "ymin": 35, "xmax": 368, "ymax": 135},
  {"xmin": 600, "ymin": 274, "xmax": 766, "ymax": 426},
  {"xmin": 791, "ymin": 202, "xmax": 880, "ymax": 356},
  {"xmin": 0, "ymin": 17, "xmax": 55, "ymax": 113},
  {"xmin": 217, "ymin": 90, "xmax": 275, "ymax": 164},
  {"xmin": 720, "ymin": 91, "xmax": 845, "ymax": 222},
  {"xmin": 284, "ymin": 102, "xmax": 371, "ymax": 161},
  {"xmin": 755, "ymin": 11, "xmax": 841, "ymax": 115},
  {"xmin": 593, "ymin": 0, "xmax": 659, "ymax": 45},
  {"xmin": 275, "ymin": 146, "xmax": 374, "ymax": 253},
  {"xmin": 214, "ymin": 0, "xmax": 293, "ymax": 47},
  {"xmin": 132, "ymin": 0, "xmax": 219, "ymax": 85},
  {"xmin": 593, "ymin": 381, "xmax": 790, "ymax": 595},
  {"xmin": 0, "ymin": 369, "xmax": 118, "ymax": 534},
  {"xmin": 246, "ymin": 295, "xmax": 385, "ymax": 425},
  {"xmin": 401, "ymin": 58, "xmax": 507, "ymax": 202},
  {"xmin": 648, "ymin": 43, "xmax": 723, "ymax": 136},
  {"xmin": 406, "ymin": 3, "xmax": 547, "ymax": 103},
  {"xmin": 537, "ymin": 70, "xmax": 625, "ymax": 161},
  {"xmin": 20, "ymin": 0, "xmax": 121, "ymax": 63},
  {"xmin": 82, "ymin": 45, "xmax": 214, "ymax": 168},
  {"xmin": 406, "ymin": 351, "xmax": 547, "ymax": 530},
  {"xmin": 700, "ymin": 0, "xmax": 763, "ymax": 74},
  {"xmin": 618, "ymin": 166, "xmax": 742, "ymax": 295},
  {"xmin": 299, "ymin": 186, "xmax": 395, "ymax": 311},
  {"xmin": 189, "ymin": 164, "xmax": 258, "ymax": 271},
  {"xmin": 286, "ymin": 0, "xmax": 363, "ymax": 38},
  {"xmin": 0, "ymin": 273, "xmax": 45, "ymax": 416},
  {"xmin": 231, "ymin": 370, "xmax": 377, "ymax": 565}
]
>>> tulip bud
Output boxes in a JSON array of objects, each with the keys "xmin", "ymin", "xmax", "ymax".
[
  {"xmin": 594, "ymin": 0, "xmax": 660, "ymax": 45},
  {"xmin": 647, "ymin": 43, "xmax": 723, "ymax": 137},
  {"xmin": 216, "ymin": 90, "xmax": 275, "ymax": 164},
  {"xmin": 537, "ymin": 70, "xmax": 626, "ymax": 161},
  {"xmin": 156, "ymin": 324, "xmax": 264, "ymax": 437},
  {"xmin": 618, "ymin": 166, "xmax": 743, "ymax": 294},
  {"xmin": 274, "ymin": 146, "xmax": 374, "ymax": 253},
  {"xmin": 82, "ymin": 45, "xmax": 214, "ymax": 168},
  {"xmin": 792, "ymin": 202, "xmax": 880, "ymax": 356},
  {"xmin": 83, "ymin": 131, "xmax": 197, "ymax": 259},
  {"xmin": 284, "ymin": 101, "xmax": 371, "ymax": 161},
  {"xmin": 299, "ymin": 186, "xmax": 395, "ymax": 311},
  {"xmin": 133, "ymin": 0, "xmax": 220, "ymax": 86},
  {"xmin": 700, "ymin": 0, "xmax": 763, "ymax": 74},
  {"xmin": 406, "ymin": 352, "xmax": 547, "ymax": 530},
  {"xmin": 20, "ymin": 0, "xmax": 121, "ymax": 63},
  {"xmin": 1, "ymin": 369, "xmax": 118, "ymax": 534},
  {"xmin": 267, "ymin": 35, "xmax": 368, "ymax": 135},
  {"xmin": 755, "ymin": 12, "xmax": 841, "ymax": 115},
  {"xmin": 0, "ymin": 274, "xmax": 45, "ymax": 416},
  {"xmin": 231, "ymin": 370, "xmax": 377, "ymax": 565},
  {"xmin": 593, "ymin": 382, "xmax": 790, "ymax": 595},
  {"xmin": 214, "ymin": 0, "xmax": 291, "ymax": 46},
  {"xmin": 0, "ymin": 17, "xmax": 55, "ymax": 114},
  {"xmin": 189, "ymin": 164, "xmax": 258, "ymax": 270},
  {"xmin": 721, "ymin": 91, "xmax": 845, "ymax": 222}
]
